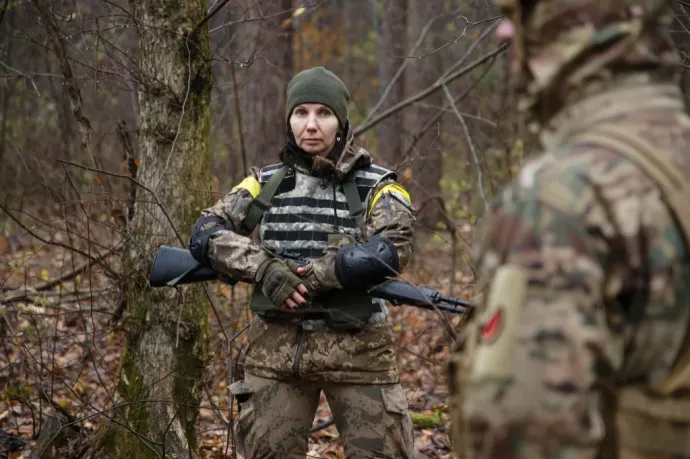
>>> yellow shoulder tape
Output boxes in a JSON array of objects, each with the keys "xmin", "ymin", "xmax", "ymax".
[
  {"xmin": 368, "ymin": 184, "xmax": 412, "ymax": 215},
  {"xmin": 231, "ymin": 176, "xmax": 261, "ymax": 198}
]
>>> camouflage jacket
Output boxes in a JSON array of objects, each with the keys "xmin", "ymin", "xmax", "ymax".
[
  {"xmin": 202, "ymin": 143, "xmax": 416, "ymax": 384},
  {"xmin": 451, "ymin": 80, "xmax": 690, "ymax": 458}
]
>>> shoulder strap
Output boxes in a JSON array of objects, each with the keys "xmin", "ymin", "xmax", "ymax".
[
  {"xmin": 571, "ymin": 126, "xmax": 690, "ymax": 396},
  {"xmin": 342, "ymin": 174, "xmax": 366, "ymax": 233},
  {"xmin": 240, "ymin": 165, "xmax": 289, "ymax": 233},
  {"xmin": 571, "ymin": 125, "xmax": 690, "ymax": 248}
]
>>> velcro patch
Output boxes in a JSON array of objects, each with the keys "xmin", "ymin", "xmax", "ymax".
[
  {"xmin": 480, "ymin": 307, "xmax": 504, "ymax": 345},
  {"xmin": 471, "ymin": 265, "xmax": 527, "ymax": 380}
]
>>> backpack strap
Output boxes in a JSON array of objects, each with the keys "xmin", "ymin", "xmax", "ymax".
[
  {"xmin": 240, "ymin": 165, "xmax": 289, "ymax": 233},
  {"xmin": 571, "ymin": 125, "xmax": 690, "ymax": 252}
]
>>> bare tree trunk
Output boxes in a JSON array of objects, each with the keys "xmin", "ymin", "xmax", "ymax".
[
  {"xmin": 0, "ymin": 10, "xmax": 13, "ymax": 178},
  {"xmin": 405, "ymin": 0, "xmax": 444, "ymax": 229},
  {"xmin": 91, "ymin": 0, "xmax": 212, "ymax": 457},
  {"xmin": 234, "ymin": 0, "xmax": 293, "ymax": 167},
  {"xmin": 344, "ymin": 0, "xmax": 355, "ymax": 87},
  {"xmin": 375, "ymin": 0, "xmax": 407, "ymax": 167}
]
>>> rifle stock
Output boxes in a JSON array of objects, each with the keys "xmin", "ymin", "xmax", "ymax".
[
  {"xmin": 149, "ymin": 245, "xmax": 472, "ymax": 315},
  {"xmin": 149, "ymin": 245, "xmax": 237, "ymax": 287}
]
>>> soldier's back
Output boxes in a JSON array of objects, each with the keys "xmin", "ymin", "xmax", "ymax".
[
  {"xmin": 455, "ymin": 82, "xmax": 690, "ymax": 459},
  {"xmin": 551, "ymin": 88, "xmax": 690, "ymax": 459}
]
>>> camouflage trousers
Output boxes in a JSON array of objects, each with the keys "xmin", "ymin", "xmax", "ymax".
[{"xmin": 233, "ymin": 373, "xmax": 414, "ymax": 459}]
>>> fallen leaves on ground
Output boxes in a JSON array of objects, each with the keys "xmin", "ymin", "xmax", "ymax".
[{"xmin": 0, "ymin": 229, "xmax": 475, "ymax": 459}]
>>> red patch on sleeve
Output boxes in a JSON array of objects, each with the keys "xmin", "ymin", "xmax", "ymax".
[{"xmin": 480, "ymin": 307, "xmax": 503, "ymax": 344}]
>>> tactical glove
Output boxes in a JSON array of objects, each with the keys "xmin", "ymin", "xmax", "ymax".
[
  {"xmin": 293, "ymin": 254, "xmax": 342, "ymax": 293},
  {"xmin": 254, "ymin": 258, "xmax": 305, "ymax": 307}
]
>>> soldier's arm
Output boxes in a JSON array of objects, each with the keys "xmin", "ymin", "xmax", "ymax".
[
  {"xmin": 302, "ymin": 178, "xmax": 416, "ymax": 292},
  {"xmin": 202, "ymin": 168, "xmax": 271, "ymax": 283},
  {"xmin": 461, "ymin": 184, "xmax": 613, "ymax": 458},
  {"xmin": 365, "ymin": 179, "xmax": 416, "ymax": 270}
]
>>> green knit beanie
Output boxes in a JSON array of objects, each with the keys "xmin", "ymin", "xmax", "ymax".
[{"xmin": 286, "ymin": 66, "xmax": 350, "ymax": 129}]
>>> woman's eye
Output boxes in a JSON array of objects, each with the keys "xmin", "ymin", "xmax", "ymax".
[
  {"xmin": 296, "ymin": 109, "xmax": 307, "ymax": 116},
  {"xmin": 318, "ymin": 110, "xmax": 331, "ymax": 117}
]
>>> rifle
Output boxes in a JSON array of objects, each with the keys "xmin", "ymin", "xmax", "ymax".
[{"xmin": 149, "ymin": 245, "xmax": 473, "ymax": 316}]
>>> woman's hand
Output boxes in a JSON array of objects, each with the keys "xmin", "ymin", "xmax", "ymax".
[{"xmin": 280, "ymin": 283, "xmax": 309, "ymax": 309}]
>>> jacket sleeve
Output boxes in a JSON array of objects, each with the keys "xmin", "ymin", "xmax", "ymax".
[
  {"xmin": 460, "ymin": 196, "xmax": 610, "ymax": 458},
  {"xmin": 202, "ymin": 168, "xmax": 270, "ymax": 283},
  {"xmin": 365, "ymin": 179, "xmax": 416, "ymax": 271}
]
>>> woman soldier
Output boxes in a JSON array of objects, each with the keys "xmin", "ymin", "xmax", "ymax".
[{"xmin": 189, "ymin": 66, "xmax": 416, "ymax": 458}]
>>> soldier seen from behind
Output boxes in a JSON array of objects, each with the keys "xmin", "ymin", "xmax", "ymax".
[
  {"xmin": 189, "ymin": 66, "xmax": 416, "ymax": 458},
  {"xmin": 448, "ymin": 1, "xmax": 690, "ymax": 458}
]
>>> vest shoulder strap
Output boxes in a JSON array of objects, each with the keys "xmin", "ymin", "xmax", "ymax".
[
  {"xmin": 342, "ymin": 175, "xmax": 365, "ymax": 233},
  {"xmin": 345, "ymin": 164, "xmax": 396, "ymax": 233},
  {"xmin": 240, "ymin": 165, "xmax": 288, "ymax": 233},
  {"xmin": 242, "ymin": 162, "xmax": 396, "ymax": 235},
  {"xmin": 571, "ymin": 125, "xmax": 690, "ymax": 396}
]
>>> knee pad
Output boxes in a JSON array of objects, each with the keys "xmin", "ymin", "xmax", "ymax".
[
  {"xmin": 335, "ymin": 235, "xmax": 400, "ymax": 289},
  {"xmin": 189, "ymin": 215, "xmax": 227, "ymax": 266}
]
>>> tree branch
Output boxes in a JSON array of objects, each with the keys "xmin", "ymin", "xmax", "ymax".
[
  {"xmin": 443, "ymin": 84, "xmax": 488, "ymax": 213},
  {"xmin": 1, "ymin": 249, "xmax": 117, "ymax": 301},
  {"xmin": 405, "ymin": 54, "xmax": 499, "ymax": 157},
  {"xmin": 0, "ymin": 203, "xmax": 119, "ymax": 279},
  {"xmin": 57, "ymin": 159, "xmax": 187, "ymax": 247},
  {"xmin": 360, "ymin": 8, "xmax": 463, "ymax": 127},
  {"xmin": 32, "ymin": 0, "xmax": 99, "ymax": 169},
  {"xmin": 404, "ymin": 15, "xmax": 502, "ymax": 60},
  {"xmin": 353, "ymin": 43, "xmax": 507, "ymax": 136}
]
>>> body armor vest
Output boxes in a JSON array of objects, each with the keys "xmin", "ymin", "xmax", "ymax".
[{"xmin": 245, "ymin": 162, "xmax": 396, "ymax": 330}]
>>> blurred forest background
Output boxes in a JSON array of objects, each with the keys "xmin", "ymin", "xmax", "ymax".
[{"xmin": 2, "ymin": 0, "xmax": 690, "ymax": 458}]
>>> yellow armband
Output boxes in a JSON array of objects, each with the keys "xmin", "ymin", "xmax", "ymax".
[
  {"xmin": 368, "ymin": 184, "xmax": 412, "ymax": 216},
  {"xmin": 231, "ymin": 176, "xmax": 261, "ymax": 198}
]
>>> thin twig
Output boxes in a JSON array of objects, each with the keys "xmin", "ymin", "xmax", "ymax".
[
  {"xmin": 361, "ymin": 8, "xmax": 462, "ymax": 127},
  {"xmin": 230, "ymin": 63, "xmax": 248, "ymax": 178},
  {"xmin": 32, "ymin": 0, "xmax": 99, "ymax": 170},
  {"xmin": 57, "ymin": 159, "xmax": 187, "ymax": 247},
  {"xmin": 353, "ymin": 43, "xmax": 507, "ymax": 136},
  {"xmin": 0, "ymin": 204, "xmax": 118, "ymax": 279},
  {"xmin": 439, "ymin": 18, "xmax": 501, "ymax": 81},
  {"xmin": 404, "ymin": 15, "xmax": 502, "ymax": 60},
  {"xmin": 405, "ymin": 54, "xmax": 500, "ymax": 157},
  {"xmin": 0, "ymin": 249, "xmax": 116, "ymax": 297},
  {"xmin": 442, "ymin": 84, "xmax": 488, "ymax": 213},
  {"xmin": 310, "ymin": 418, "xmax": 335, "ymax": 433}
]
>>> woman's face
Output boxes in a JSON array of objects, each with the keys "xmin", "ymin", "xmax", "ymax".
[{"xmin": 289, "ymin": 103, "xmax": 340, "ymax": 156}]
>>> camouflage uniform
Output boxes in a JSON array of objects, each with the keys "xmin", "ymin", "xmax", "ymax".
[
  {"xmin": 203, "ymin": 141, "xmax": 415, "ymax": 458},
  {"xmin": 449, "ymin": 1, "xmax": 690, "ymax": 458}
]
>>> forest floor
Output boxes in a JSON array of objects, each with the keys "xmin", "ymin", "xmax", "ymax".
[{"xmin": 0, "ymin": 224, "xmax": 477, "ymax": 459}]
